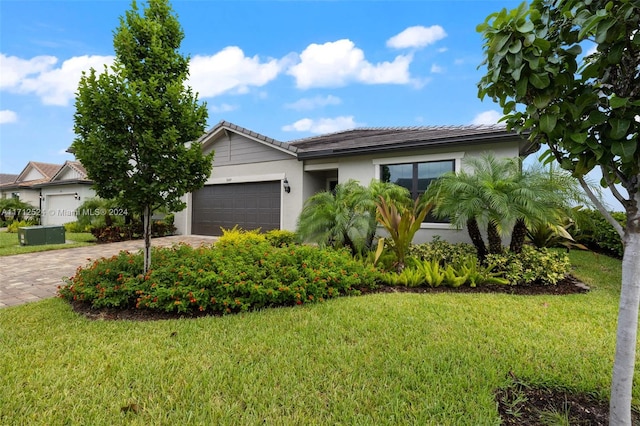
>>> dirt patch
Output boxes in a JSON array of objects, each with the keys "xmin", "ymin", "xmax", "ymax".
[{"xmin": 496, "ymin": 374, "xmax": 640, "ymax": 425}]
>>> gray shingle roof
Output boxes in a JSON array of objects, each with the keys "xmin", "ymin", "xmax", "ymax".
[
  {"xmin": 0, "ymin": 174, "xmax": 18, "ymax": 185},
  {"xmin": 288, "ymin": 125, "xmax": 523, "ymax": 159},
  {"xmin": 199, "ymin": 120, "xmax": 298, "ymax": 154}
]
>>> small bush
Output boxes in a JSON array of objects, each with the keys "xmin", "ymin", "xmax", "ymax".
[
  {"xmin": 90, "ymin": 220, "xmax": 176, "ymax": 243},
  {"xmin": 409, "ymin": 237, "xmax": 477, "ymax": 266},
  {"xmin": 486, "ymin": 246, "xmax": 569, "ymax": 286},
  {"xmin": 7, "ymin": 220, "xmax": 30, "ymax": 233},
  {"xmin": 58, "ymin": 239, "xmax": 378, "ymax": 314},
  {"xmin": 574, "ymin": 209, "xmax": 625, "ymax": 258},
  {"xmin": 264, "ymin": 229, "xmax": 297, "ymax": 247},
  {"xmin": 64, "ymin": 221, "xmax": 90, "ymax": 233}
]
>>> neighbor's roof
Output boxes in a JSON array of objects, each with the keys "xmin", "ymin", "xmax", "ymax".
[
  {"xmin": 0, "ymin": 174, "xmax": 18, "ymax": 185},
  {"xmin": 288, "ymin": 125, "xmax": 530, "ymax": 159}
]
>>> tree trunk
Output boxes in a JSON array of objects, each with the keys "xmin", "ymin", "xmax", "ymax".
[
  {"xmin": 143, "ymin": 205, "xmax": 152, "ymax": 274},
  {"xmin": 609, "ymin": 205, "xmax": 640, "ymax": 425},
  {"xmin": 509, "ymin": 218, "xmax": 527, "ymax": 254},
  {"xmin": 487, "ymin": 220, "xmax": 503, "ymax": 254},
  {"xmin": 466, "ymin": 217, "xmax": 487, "ymax": 262}
]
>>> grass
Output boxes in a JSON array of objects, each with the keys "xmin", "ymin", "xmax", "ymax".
[
  {"xmin": 0, "ymin": 250, "xmax": 636, "ymax": 425},
  {"xmin": 0, "ymin": 231, "xmax": 96, "ymax": 256}
]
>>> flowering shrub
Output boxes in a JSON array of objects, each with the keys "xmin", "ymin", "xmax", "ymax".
[{"xmin": 58, "ymin": 240, "xmax": 378, "ymax": 314}]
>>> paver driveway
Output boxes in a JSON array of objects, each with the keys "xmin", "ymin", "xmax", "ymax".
[{"xmin": 0, "ymin": 235, "xmax": 217, "ymax": 308}]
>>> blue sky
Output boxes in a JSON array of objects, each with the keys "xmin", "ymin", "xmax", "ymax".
[{"xmin": 0, "ymin": 0, "xmax": 526, "ymax": 176}]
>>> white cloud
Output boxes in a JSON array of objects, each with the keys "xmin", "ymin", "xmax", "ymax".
[
  {"xmin": 438, "ymin": 47, "xmax": 448, "ymax": 53},
  {"xmin": 209, "ymin": 103, "xmax": 238, "ymax": 113},
  {"xmin": 285, "ymin": 95, "xmax": 342, "ymax": 110},
  {"xmin": 287, "ymin": 39, "xmax": 412, "ymax": 89},
  {"xmin": 0, "ymin": 109, "xmax": 18, "ymax": 124},
  {"xmin": 471, "ymin": 110, "xmax": 503, "ymax": 125},
  {"xmin": 430, "ymin": 64, "xmax": 444, "ymax": 74},
  {"xmin": 282, "ymin": 116, "xmax": 362, "ymax": 134},
  {"xmin": 0, "ymin": 53, "xmax": 114, "ymax": 106},
  {"xmin": 189, "ymin": 47, "xmax": 286, "ymax": 98},
  {"xmin": 387, "ymin": 25, "xmax": 447, "ymax": 49}
]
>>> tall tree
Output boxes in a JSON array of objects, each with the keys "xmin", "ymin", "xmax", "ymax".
[
  {"xmin": 477, "ymin": 1, "xmax": 640, "ymax": 423},
  {"xmin": 73, "ymin": 0, "xmax": 213, "ymax": 273}
]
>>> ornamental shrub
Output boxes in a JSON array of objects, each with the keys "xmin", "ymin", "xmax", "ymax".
[
  {"xmin": 409, "ymin": 237, "xmax": 477, "ymax": 266},
  {"xmin": 574, "ymin": 209, "xmax": 625, "ymax": 258},
  {"xmin": 58, "ymin": 239, "xmax": 378, "ymax": 314},
  {"xmin": 485, "ymin": 246, "xmax": 569, "ymax": 286}
]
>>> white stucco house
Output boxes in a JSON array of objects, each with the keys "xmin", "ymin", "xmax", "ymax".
[
  {"xmin": 0, "ymin": 161, "xmax": 96, "ymax": 225},
  {"xmin": 174, "ymin": 120, "xmax": 536, "ymax": 244}
]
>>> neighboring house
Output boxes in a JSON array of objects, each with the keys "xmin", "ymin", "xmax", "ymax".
[
  {"xmin": 0, "ymin": 174, "xmax": 19, "ymax": 197},
  {"xmin": 0, "ymin": 161, "xmax": 96, "ymax": 225},
  {"xmin": 34, "ymin": 161, "xmax": 96, "ymax": 225},
  {"xmin": 174, "ymin": 120, "xmax": 537, "ymax": 244},
  {"xmin": 0, "ymin": 161, "xmax": 62, "ymax": 208}
]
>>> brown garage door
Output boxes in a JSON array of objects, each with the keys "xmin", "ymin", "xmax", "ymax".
[{"xmin": 191, "ymin": 181, "xmax": 281, "ymax": 236}]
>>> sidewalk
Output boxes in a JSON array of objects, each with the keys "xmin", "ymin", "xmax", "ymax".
[{"xmin": 0, "ymin": 235, "xmax": 217, "ymax": 308}]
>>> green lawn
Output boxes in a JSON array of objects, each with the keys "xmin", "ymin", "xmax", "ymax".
[
  {"xmin": 0, "ymin": 231, "xmax": 96, "ymax": 256},
  {"xmin": 0, "ymin": 250, "xmax": 635, "ymax": 425}
]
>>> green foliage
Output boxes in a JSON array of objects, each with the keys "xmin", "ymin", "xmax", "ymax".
[
  {"xmin": 574, "ymin": 209, "xmax": 625, "ymax": 258},
  {"xmin": 58, "ymin": 240, "xmax": 378, "ymax": 314},
  {"xmin": 72, "ymin": 0, "xmax": 213, "ymax": 272},
  {"xmin": 90, "ymin": 220, "xmax": 175, "ymax": 243},
  {"xmin": 64, "ymin": 222, "xmax": 90, "ymax": 233},
  {"xmin": 0, "ymin": 198, "xmax": 37, "ymax": 224},
  {"xmin": 376, "ymin": 196, "xmax": 432, "ymax": 271},
  {"xmin": 486, "ymin": 246, "xmax": 570, "ymax": 286},
  {"xmin": 454, "ymin": 255, "xmax": 510, "ymax": 287},
  {"xmin": 409, "ymin": 237, "xmax": 477, "ymax": 266},
  {"xmin": 75, "ymin": 198, "xmax": 127, "ymax": 229},
  {"xmin": 6, "ymin": 220, "xmax": 30, "ymax": 233},
  {"xmin": 264, "ymin": 229, "xmax": 297, "ymax": 247}
]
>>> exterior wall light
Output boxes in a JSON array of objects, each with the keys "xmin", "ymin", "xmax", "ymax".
[
  {"xmin": 283, "ymin": 178, "xmax": 291, "ymax": 193},
  {"xmin": 74, "ymin": 192, "xmax": 81, "ymax": 200}
]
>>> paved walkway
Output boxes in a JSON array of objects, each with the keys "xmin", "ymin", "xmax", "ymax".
[{"xmin": 0, "ymin": 235, "xmax": 217, "ymax": 308}]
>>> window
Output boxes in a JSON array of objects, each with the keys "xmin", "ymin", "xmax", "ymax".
[{"xmin": 380, "ymin": 159, "xmax": 454, "ymax": 223}]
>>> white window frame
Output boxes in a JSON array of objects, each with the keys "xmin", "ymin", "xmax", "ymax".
[{"xmin": 373, "ymin": 152, "xmax": 464, "ymax": 229}]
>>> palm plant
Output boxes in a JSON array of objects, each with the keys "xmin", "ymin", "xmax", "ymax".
[
  {"xmin": 425, "ymin": 154, "xmax": 582, "ymax": 261},
  {"xmin": 296, "ymin": 180, "xmax": 374, "ymax": 254},
  {"xmin": 296, "ymin": 179, "xmax": 412, "ymax": 256}
]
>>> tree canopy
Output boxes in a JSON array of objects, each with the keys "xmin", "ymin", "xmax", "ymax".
[
  {"xmin": 73, "ymin": 0, "xmax": 213, "ymax": 271},
  {"xmin": 477, "ymin": 0, "xmax": 639, "ymax": 423}
]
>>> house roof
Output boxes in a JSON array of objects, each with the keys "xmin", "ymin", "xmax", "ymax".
[
  {"xmin": 16, "ymin": 161, "xmax": 62, "ymax": 183},
  {"xmin": 288, "ymin": 125, "xmax": 534, "ymax": 159},
  {"xmin": 198, "ymin": 120, "xmax": 298, "ymax": 155},
  {"xmin": 50, "ymin": 160, "xmax": 89, "ymax": 181},
  {"xmin": 0, "ymin": 174, "xmax": 18, "ymax": 185}
]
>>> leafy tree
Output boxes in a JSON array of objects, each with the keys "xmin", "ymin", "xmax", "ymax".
[
  {"xmin": 73, "ymin": 0, "xmax": 213, "ymax": 272},
  {"xmin": 477, "ymin": 1, "xmax": 640, "ymax": 422}
]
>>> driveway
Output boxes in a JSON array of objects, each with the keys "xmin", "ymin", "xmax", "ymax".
[{"xmin": 0, "ymin": 235, "xmax": 217, "ymax": 308}]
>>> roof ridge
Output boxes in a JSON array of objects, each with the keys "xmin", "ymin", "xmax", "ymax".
[{"xmin": 287, "ymin": 123, "xmax": 507, "ymax": 144}]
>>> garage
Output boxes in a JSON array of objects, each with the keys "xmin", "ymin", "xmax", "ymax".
[
  {"xmin": 45, "ymin": 194, "xmax": 77, "ymax": 226},
  {"xmin": 191, "ymin": 181, "xmax": 281, "ymax": 236}
]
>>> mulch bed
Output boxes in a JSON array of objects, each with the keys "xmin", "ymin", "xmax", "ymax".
[{"xmin": 68, "ymin": 274, "xmax": 636, "ymax": 424}]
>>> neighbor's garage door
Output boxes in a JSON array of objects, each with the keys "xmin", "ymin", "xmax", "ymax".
[
  {"xmin": 191, "ymin": 181, "xmax": 281, "ymax": 236},
  {"xmin": 46, "ymin": 194, "xmax": 76, "ymax": 225}
]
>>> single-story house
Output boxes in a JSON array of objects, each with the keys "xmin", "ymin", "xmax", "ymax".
[
  {"xmin": 174, "ymin": 120, "xmax": 536, "ymax": 244},
  {"xmin": 0, "ymin": 161, "xmax": 96, "ymax": 225}
]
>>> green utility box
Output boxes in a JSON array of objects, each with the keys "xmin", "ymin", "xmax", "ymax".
[{"xmin": 18, "ymin": 226, "xmax": 66, "ymax": 246}]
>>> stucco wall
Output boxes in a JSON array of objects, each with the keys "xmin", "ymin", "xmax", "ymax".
[
  {"xmin": 174, "ymin": 157, "xmax": 304, "ymax": 235},
  {"xmin": 302, "ymin": 142, "xmax": 520, "ymax": 244}
]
